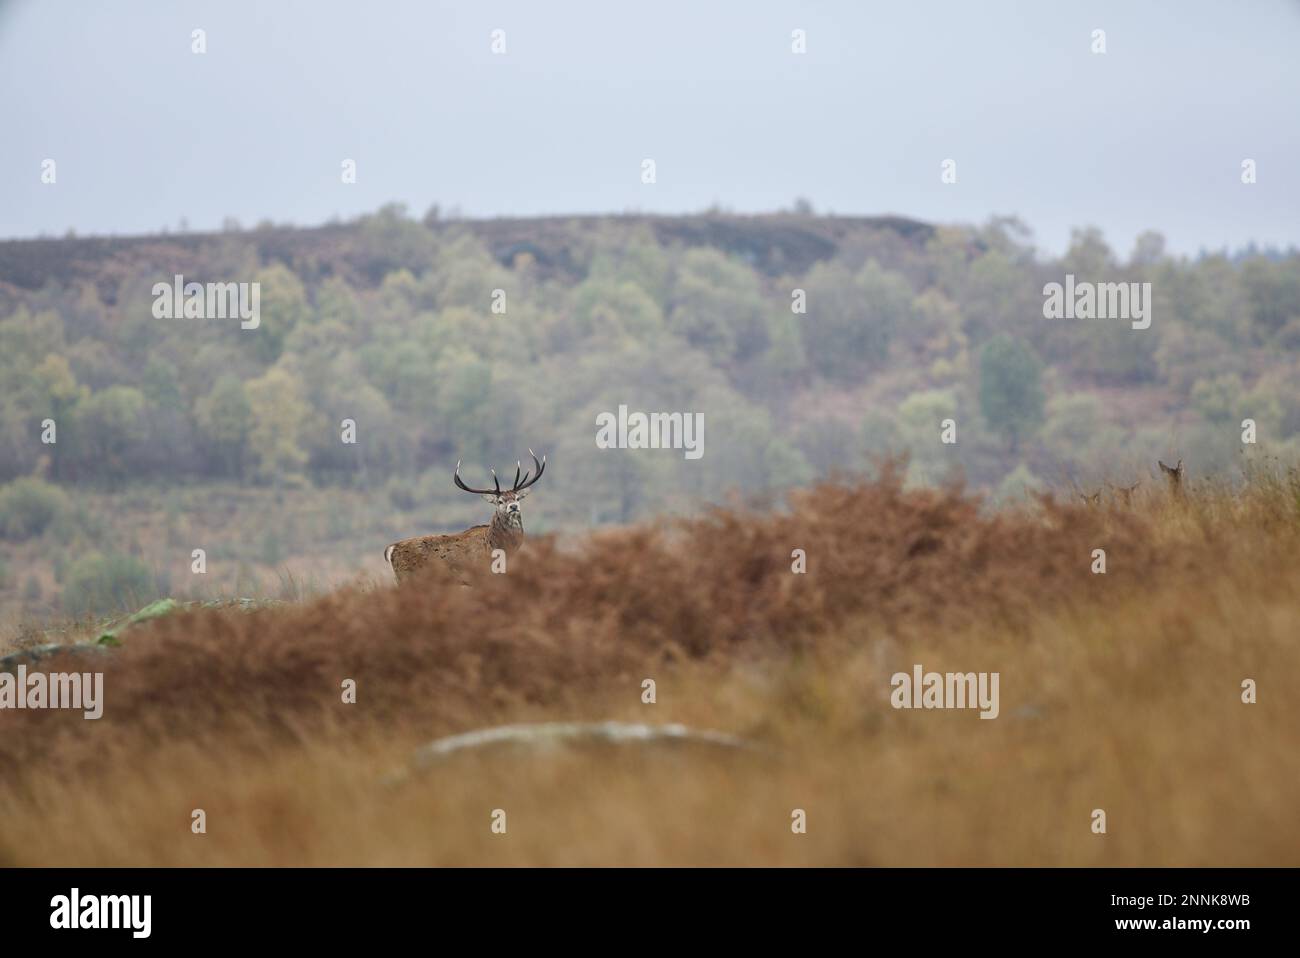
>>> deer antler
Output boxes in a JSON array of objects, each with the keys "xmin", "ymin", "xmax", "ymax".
[
  {"xmin": 454, "ymin": 451, "xmax": 546, "ymax": 495},
  {"xmin": 514, "ymin": 449, "xmax": 546, "ymax": 492},
  {"xmin": 453, "ymin": 460, "xmax": 502, "ymax": 496}
]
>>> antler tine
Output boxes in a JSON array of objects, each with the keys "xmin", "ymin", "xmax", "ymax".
[
  {"xmin": 513, "ymin": 461, "xmax": 523, "ymax": 490},
  {"xmin": 491, "ymin": 468, "xmax": 501, "ymax": 496}
]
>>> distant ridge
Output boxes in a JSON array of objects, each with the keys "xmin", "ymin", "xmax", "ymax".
[{"xmin": 0, "ymin": 211, "xmax": 935, "ymax": 296}]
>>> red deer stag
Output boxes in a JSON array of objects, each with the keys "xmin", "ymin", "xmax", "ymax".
[{"xmin": 385, "ymin": 451, "xmax": 546, "ymax": 583}]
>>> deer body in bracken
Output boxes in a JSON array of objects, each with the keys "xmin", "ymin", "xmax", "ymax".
[{"xmin": 386, "ymin": 451, "xmax": 545, "ymax": 583}]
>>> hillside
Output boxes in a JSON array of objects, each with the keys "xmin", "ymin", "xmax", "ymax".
[{"xmin": 2, "ymin": 206, "xmax": 1300, "ymax": 626}]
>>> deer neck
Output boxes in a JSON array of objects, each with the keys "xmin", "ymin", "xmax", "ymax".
[{"xmin": 488, "ymin": 512, "xmax": 525, "ymax": 552}]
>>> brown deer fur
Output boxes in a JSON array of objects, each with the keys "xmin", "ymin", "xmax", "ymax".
[{"xmin": 386, "ymin": 508, "xmax": 524, "ymax": 582}]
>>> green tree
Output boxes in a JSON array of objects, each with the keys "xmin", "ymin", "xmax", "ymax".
[
  {"xmin": 1063, "ymin": 226, "xmax": 1116, "ymax": 276},
  {"xmin": 71, "ymin": 386, "xmax": 147, "ymax": 480},
  {"xmin": 30, "ymin": 353, "xmax": 86, "ymax": 479},
  {"xmin": 356, "ymin": 203, "xmax": 440, "ymax": 281},
  {"xmin": 196, "ymin": 376, "xmax": 254, "ymax": 477},
  {"xmin": 898, "ymin": 388, "xmax": 958, "ymax": 483},
  {"xmin": 252, "ymin": 264, "xmax": 311, "ymax": 363},
  {"xmin": 1241, "ymin": 257, "xmax": 1300, "ymax": 343},
  {"xmin": 1129, "ymin": 230, "xmax": 1167, "ymax": 266},
  {"xmin": 432, "ymin": 348, "xmax": 524, "ymax": 466},
  {"xmin": 978, "ymin": 336, "xmax": 1045, "ymax": 452},
  {"xmin": 669, "ymin": 248, "xmax": 769, "ymax": 362},
  {"xmin": 587, "ymin": 227, "xmax": 672, "ymax": 303},
  {"xmin": 141, "ymin": 355, "xmax": 183, "ymax": 407},
  {"xmin": 315, "ymin": 276, "xmax": 364, "ymax": 333},
  {"xmin": 799, "ymin": 259, "xmax": 914, "ymax": 382},
  {"xmin": 569, "ymin": 278, "xmax": 665, "ymax": 344},
  {"xmin": 426, "ymin": 231, "xmax": 510, "ymax": 311},
  {"xmin": 0, "ymin": 477, "xmax": 70, "ymax": 540},
  {"xmin": 1190, "ymin": 374, "xmax": 1244, "ymax": 427},
  {"xmin": 246, "ymin": 368, "xmax": 310, "ymax": 485},
  {"xmin": 1040, "ymin": 392, "xmax": 1124, "ymax": 473},
  {"xmin": 62, "ymin": 553, "xmax": 158, "ymax": 617}
]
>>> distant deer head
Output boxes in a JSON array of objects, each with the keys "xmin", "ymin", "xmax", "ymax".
[
  {"xmin": 1079, "ymin": 490, "xmax": 1101, "ymax": 506},
  {"xmin": 1158, "ymin": 459, "xmax": 1184, "ymax": 497},
  {"xmin": 1107, "ymin": 480, "xmax": 1142, "ymax": 506}
]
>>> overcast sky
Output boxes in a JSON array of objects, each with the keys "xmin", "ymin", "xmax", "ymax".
[{"xmin": 2, "ymin": 0, "xmax": 1297, "ymax": 256}]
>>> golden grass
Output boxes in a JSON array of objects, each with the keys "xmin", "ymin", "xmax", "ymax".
[{"xmin": 2, "ymin": 462, "xmax": 1298, "ymax": 866}]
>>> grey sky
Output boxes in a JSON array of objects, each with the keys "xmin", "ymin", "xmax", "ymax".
[{"xmin": 2, "ymin": 0, "xmax": 1297, "ymax": 256}]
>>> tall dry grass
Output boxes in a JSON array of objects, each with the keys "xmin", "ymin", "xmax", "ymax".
[{"xmin": 2, "ymin": 461, "xmax": 1298, "ymax": 866}]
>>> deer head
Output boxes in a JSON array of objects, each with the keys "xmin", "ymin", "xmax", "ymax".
[
  {"xmin": 454, "ymin": 449, "xmax": 546, "ymax": 528},
  {"xmin": 1107, "ymin": 480, "xmax": 1142, "ymax": 505},
  {"xmin": 1158, "ymin": 459, "xmax": 1184, "ymax": 496}
]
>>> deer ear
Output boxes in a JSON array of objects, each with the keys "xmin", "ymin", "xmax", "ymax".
[
  {"xmin": 481, "ymin": 493, "xmax": 499, "ymax": 504},
  {"xmin": 514, "ymin": 488, "xmax": 530, "ymax": 500}
]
